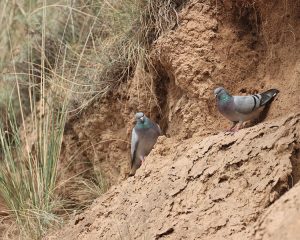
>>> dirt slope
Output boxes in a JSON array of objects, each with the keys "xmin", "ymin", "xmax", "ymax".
[
  {"xmin": 46, "ymin": 113, "xmax": 300, "ymax": 240},
  {"xmin": 251, "ymin": 181, "xmax": 300, "ymax": 240},
  {"xmin": 48, "ymin": 0, "xmax": 300, "ymax": 239},
  {"xmin": 59, "ymin": 0, "xmax": 300, "ymax": 189}
]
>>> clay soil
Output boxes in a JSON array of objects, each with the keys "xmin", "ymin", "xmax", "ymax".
[{"xmin": 46, "ymin": 0, "xmax": 300, "ymax": 239}]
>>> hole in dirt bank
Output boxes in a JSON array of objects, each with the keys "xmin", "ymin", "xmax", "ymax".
[
  {"xmin": 153, "ymin": 65, "xmax": 171, "ymax": 135},
  {"xmin": 152, "ymin": 62, "xmax": 184, "ymax": 137},
  {"xmin": 232, "ymin": 1, "xmax": 262, "ymax": 39}
]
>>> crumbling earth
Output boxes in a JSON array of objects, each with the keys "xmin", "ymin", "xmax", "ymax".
[
  {"xmin": 46, "ymin": 113, "xmax": 300, "ymax": 240},
  {"xmin": 46, "ymin": 0, "xmax": 300, "ymax": 239}
]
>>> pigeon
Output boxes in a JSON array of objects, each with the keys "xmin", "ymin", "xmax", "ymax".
[
  {"xmin": 214, "ymin": 87, "xmax": 279, "ymax": 131},
  {"xmin": 129, "ymin": 112, "xmax": 161, "ymax": 176}
]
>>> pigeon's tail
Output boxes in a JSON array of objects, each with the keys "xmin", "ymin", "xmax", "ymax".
[{"xmin": 259, "ymin": 89, "xmax": 279, "ymax": 106}]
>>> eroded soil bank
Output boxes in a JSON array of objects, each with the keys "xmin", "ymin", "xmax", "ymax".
[
  {"xmin": 47, "ymin": 0, "xmax": 300, "ymax": 239},
  {"xmin": 47, "ymin": 114, "xmax": 300, "ymax": 239}
]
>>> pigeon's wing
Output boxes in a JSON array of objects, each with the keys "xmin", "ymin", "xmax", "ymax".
[
  {"xmin": 233, "ymin": 95, "xmax": 260, "ymax": 114},
  {"xmin": 131, "ymin": 128, "xmax": 139, "ymax": 167},
  {"xmin": 146, "ymin": 117, "xmax": 161, "ymax": 136},
  {"xmin": 259, "ymin": 89, "xmax": 279, "ymax": 106},
  {"xmin": 234, "ymin": 88, "xmax": 279, "ymax": 115}
]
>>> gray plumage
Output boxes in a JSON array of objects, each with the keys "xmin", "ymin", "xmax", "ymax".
[
  {"xmin": 214, "ymin": 87, "xmax": 279, "ymax": 131},
  {"xmin": 130, "ymin": 112, "xmax": 161, "ymax": 176}
]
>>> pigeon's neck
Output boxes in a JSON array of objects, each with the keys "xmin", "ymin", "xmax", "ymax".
[
  {"xmin": 136, "ymin": 119, "xmax": 151, "ymax": 129},
  {"xmin": 219, "ymin": 93, "xmax": 232, "ymax": 103}
]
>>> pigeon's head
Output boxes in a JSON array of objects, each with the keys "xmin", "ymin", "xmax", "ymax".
[
  {"xmin": 214, "ymin": 87, "xmax": 230, "ymax": 98},
  {"xmin": 135, "ymin": 112, "xmax": 145, "ymax": 124}
]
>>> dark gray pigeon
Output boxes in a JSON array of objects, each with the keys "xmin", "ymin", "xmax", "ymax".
[
  {"xmin": 129, "ymin": 112, "xmax": 161, "ymax": 176},
  {"xmin": 214, "ymin": 87, "xmax": 279, "ymax": 131}
]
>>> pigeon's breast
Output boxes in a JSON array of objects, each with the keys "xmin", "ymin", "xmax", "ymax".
[
  {"xmin": 136, "ymin": 128, "xmax": 160, "ymax": 158},
  {"xmin": 218, "ymin": 100, "xmax": 240, "ymax": 122}
]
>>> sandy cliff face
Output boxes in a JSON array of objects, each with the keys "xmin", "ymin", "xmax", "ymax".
[
  {"xmin": 47, "ymin": 114, "xmax": 300, "ymax": 240},
  {"xmin": 51, "ymin": 0, "xmax": 300, "ymax": 239}
]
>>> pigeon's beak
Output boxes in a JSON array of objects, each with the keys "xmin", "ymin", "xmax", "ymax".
[{"xmin": 140, "ymin": 116, "xmax": 144, "ymax": 123}]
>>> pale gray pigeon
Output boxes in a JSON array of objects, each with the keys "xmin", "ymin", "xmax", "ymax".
[
  {"xmin": 214, "ymin": 87, "xmax": 279, "ymax": 131},
  {"xmin": 129, "ymin": 112, "xmax": 161, "ymax": 176}
]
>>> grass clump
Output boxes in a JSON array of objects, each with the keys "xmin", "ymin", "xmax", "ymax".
[
  {"xmin": 0, "ymin": 93, "xmax": 67, "ymax": 238},
  {"xmin": 44, "ymin": 0, "xmax": 183, "ymax": 112}
]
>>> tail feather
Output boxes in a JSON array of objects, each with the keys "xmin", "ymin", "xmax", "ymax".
[{"xmin": 259, "ymin": 89, "xmax": 279, "ymax": 106}]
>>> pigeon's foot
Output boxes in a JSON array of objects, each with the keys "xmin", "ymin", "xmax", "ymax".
[
  {"xmin": 225, "ymin": 128, "xmax": 235, "ymax": 132},
  {"xmin": 224, "ymin": 127, "xmax": 237, "ymax": 133},
  {"xmin": 140, "ymin": 157, "xmax": 145, "ymax": 165},
  {"xmin": 233, "ymin": 127, "xmax": 241, "ymax": 132},
  {"xmin": 234, "ymin": 122, "xmax": 244, "ymax": 132},
  {"xmin": 225, "ymin": 122, "xmax": 238, "ymax": 133},
  {"xmin": 224, "ymin": 122, "xmax": 244, "ymax": 133}
]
